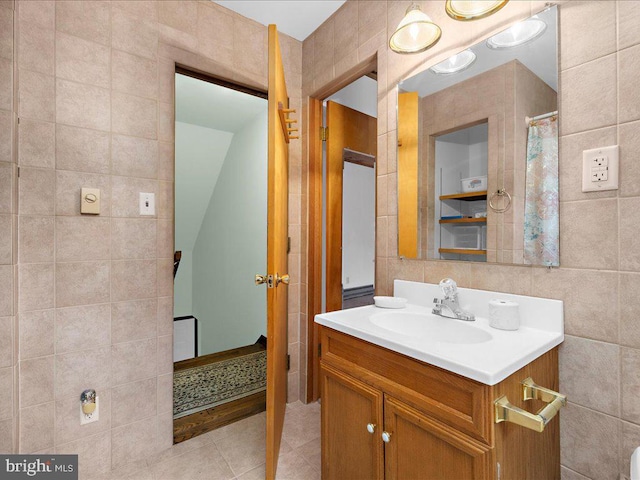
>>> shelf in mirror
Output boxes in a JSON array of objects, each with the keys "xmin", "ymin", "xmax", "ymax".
[
  {"xmin": 439, "ymin": 191, "xmax": 487, "ymax": 201},
  {"xmin": 439, "ymin": 217, "xmax": 486, "ymax": 224},
  {"xmin": 439, "ymin": 248, "xmax": 487, "ymax": 255}
]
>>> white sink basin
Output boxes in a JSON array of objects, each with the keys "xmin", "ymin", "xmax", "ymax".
[{"xmin": 370, "ymin": 312, "xmax": 493, "ymax": 344}]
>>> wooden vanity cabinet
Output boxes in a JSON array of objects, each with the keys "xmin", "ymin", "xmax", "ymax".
[{"xmin": 320, "ymin": 327, "xmax": 560, "ymax": 480}]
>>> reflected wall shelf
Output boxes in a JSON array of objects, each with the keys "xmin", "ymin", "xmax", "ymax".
[
  {"xmin": 439, "ymin": 248, "xmax": 487, "ymax": 255},
  {"xmin": 439, "ymin": 191, "xmax": 488, "ymax": 201},
  {"xmin": 439, "ymin": 217, "xmax": 487, "ymax": 224}
]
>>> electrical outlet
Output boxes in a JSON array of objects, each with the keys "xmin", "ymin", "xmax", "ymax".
[
  {"xmin": 80, "ymin": 397, "xmax": 99, "ymax": 425},
  {"xmin": 582, "ymin": 145, "xmax": 619, "ymax": 192}
]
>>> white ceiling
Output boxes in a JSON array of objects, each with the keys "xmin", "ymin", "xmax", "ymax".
[
  {"xmin": 213, "ymin": 0, "xmax": 346, "ymax": 41},
  {"xmin": 175, "ymin": 74, "xmax": 267, "ymax": 133}
]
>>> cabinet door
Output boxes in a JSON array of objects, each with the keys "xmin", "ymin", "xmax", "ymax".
[
  {"xmin": 384, "ymin": 396, "xmax": 493, "ymax": 480},
  {"xmin": 321, "ymin": 363, "xmax": 384, "ymax": 480}
]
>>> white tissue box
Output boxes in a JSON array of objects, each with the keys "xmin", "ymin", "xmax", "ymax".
[{"xmin": 461, "ymin": 175, "xmax": 487, "ymax": 193}]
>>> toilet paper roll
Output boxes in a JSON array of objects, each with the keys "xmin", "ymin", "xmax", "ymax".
[{"xmin": 488, "ymin": 299, "xmax": 520, "ymax": 331}]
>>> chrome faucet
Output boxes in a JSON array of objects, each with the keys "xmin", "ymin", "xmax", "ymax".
[{"xmin": 432, "ymin": 278, "xmax": 475, "ymax": 321}]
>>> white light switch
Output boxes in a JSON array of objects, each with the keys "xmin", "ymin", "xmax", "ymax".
[
  {"xmin": 139, "ymin": 192, "xmax": 155, "ymax": 216},
  {"xmin": 582, "ymin": 145, "xmax": 619, "ymax": 192}
]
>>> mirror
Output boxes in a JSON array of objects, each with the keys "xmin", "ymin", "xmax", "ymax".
[{"xmin": 397, "ymin": 6, "xmax": 558, "ymax": 266}]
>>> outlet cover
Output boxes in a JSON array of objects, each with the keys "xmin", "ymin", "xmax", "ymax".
[
  {"xmin": 80, "ymin": 396, "xmax": 99, "ymax": 425},
  {"xmin": 582, "ymin": 145, "xmax": 619, "ymax": 192}
]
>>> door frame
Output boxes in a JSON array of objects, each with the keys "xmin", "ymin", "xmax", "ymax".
[{"xmin": 305, "ymin": 57, "xmax": 378, "ymax": 402}]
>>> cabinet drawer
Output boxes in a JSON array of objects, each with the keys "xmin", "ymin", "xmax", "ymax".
[{"xmin": 321, "ymin": 327, "xmax": 492, "ymax": 444}]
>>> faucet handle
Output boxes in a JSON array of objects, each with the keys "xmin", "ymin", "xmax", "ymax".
[
  {"xmin": 439, "ymin": 278, "xmax": 458, "ymax": 298},
  {"xmin": 433, "ymin": 297, "xmax": 440, "ymax": 304}
]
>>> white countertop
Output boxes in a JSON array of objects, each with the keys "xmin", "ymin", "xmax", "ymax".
[{"xmin": 314, "ymin": 280, "xmax": 564, "ymax": 386}]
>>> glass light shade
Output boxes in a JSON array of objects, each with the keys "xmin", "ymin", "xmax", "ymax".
[
  {"xmin": 389, "ymin": 4, "xmax": 442, "ymax": 54},
  {"xmin": 486, "ymin": 19, "xmax": 547, "ymax": 49},
  {"xmin": 445, "ymin": 0, "xmax": 509, "ymax": 21},
  {"xmin": 430, "ymin": 49, "xmax": 476, "ymax": 74}
]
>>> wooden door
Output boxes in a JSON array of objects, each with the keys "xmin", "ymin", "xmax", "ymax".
[
  {"xmin": 266, "ymin": 24, "xmax": 290, "ymax": 480},
  {"xmin": 325, "ymin": 101, "xmax": 376, "ymax": 312},
  {"xmin": 320, "ymin": 363, "xmax": 384, "ymax": 480},
  {"xmin": 397, "ymin": 91, "xmax": 419, "ymax": 259},
  {"xmin": 383, "ymin": 396, "xmax": 493, "ymax": 480}
]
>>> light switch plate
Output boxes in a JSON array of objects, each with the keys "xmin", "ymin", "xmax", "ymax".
[
  {"xmin": 81, "ymin": 188, "xmax": 100, "ymax": 214},
  {"xmin": 139, "ymin": 192, "xmax": 155, "ymax": 216},
  {"xmin": 582, "ymin": 145, "xmax": 619, "ymax": 192}
]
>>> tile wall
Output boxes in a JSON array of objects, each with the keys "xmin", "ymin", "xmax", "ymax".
[
  {"xmin": 301, "ymin": 1, "xmax": 640, "ymax": 478},
  {"xmin": 2, "ymin": 1, "xmax": 303, "ymax": 477}
]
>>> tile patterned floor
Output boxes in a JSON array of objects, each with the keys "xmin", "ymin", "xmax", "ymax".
[{"xmin": 92, "ymin": 401, "xmax": 321, "ymax": 480}]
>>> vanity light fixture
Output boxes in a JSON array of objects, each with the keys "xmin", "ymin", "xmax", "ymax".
[
  {"xmin": 389, "ymin": 3, "xmax": 442, "ymax": 54},
  {"xmin": 486, "ymin": 18, "xmax": 547, "ymax": 49},
  {"xmin": 445, "ymin": 0, "xmax": 509, "ymax": 21},
  {"xmin": 430, "ymin": 49, "xmax": 477, "ymax": 75}
]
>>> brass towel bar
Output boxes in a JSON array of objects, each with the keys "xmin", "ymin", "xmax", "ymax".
[{"xmin": 494, "ymin": 377, "xmax": 566, "ymax": 433}]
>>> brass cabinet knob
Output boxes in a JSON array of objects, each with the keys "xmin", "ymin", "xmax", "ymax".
[
  {"xmin": 255, "ymin": 274, "xmax": 268, "ymax": 286},
  {"xmin": 382, "ymin": 431, "xmax": 392, "ymax": 443},
  {"xmin": 276, "ymin": 273, "xmax": 290, "ymax": 286},
  {"xmin": 366, "ymin": 423, "xmax": 376, "ymax": 434}
]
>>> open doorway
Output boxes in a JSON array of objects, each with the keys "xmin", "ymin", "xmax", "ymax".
[{"xmin": 172, "ymin": 70, "xmax": 268, "ymax": 443}]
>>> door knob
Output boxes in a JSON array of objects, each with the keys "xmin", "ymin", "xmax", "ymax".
[
  {"xmin": 382, "ymin": 431, "xmax": 392, "ymax": 443},
  {"xmin": 276, "ymin": 273, "xmax": 290, "ymax": 286},
  {"xmin": 255, "ymin": 274, "xmax": 268, "ymax": 286},
  {"xmin": 366, "ymin": 423, "xmax": 376, "ymax": 434}
]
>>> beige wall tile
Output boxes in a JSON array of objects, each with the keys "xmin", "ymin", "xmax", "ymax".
[
  {"xmin": 19, "ymin": 167, "xmax": 54, "ymax": 216},
  {"xmin": 619, "ymin": 44, "xmax": 640, "ymax": 125},
  {"xmin": 560, "ymin": 466, "xmax": 591, "ymax": 480},
  {"xmin": 333, "ymin": 1, "xmax": 358, "ymax": 64},
  {"xmin": 112, "ymin": 135, "xmax": 158, "ymax": 179},
  {"xmin": 111, "ymin": 338, "xmax": 157, "ymax": 386},
  {"xmin": 112, "ymin": 92, "xmax": 157, "ymax": 140},
  {"xmin": 159, "ymin": 0, "xmax": 197, "ymax": 36},
  {"xmin": 622, "ymin": 347, "xmax": 640, "ymax": 424},
  {"xmin": 0, "ymin": 366, "xmax": 11, "ymax": 420},
  {"xmin": 621, "ymin": 273, "xmax": 640, "ymax": 348},
  {"xmin": 111, "ymin": 259, "xmax": 157, "ymax": 302},
  {"xmin": 57, "ymin": 431, "xmax": 111, "ymax": 478},
  {"xmin": 18, "ymin": 21, "xmax": 54, "ymax": 75},
  {"xmin": 56, "ymin": 124, "xmax": 110, "ymax": 174},
  {"xmin": 156, "ymin": 219, "xmax": 173, "ymax": 260},
  {"xmin": 111, "ymin": 218, "xmax": 157, "ymax": 260},
  {"xmin": 19, "ymin": 216, "xmax": 54, "ymax": 263},
  {"xmin": 111, "ymin": 416, "xmax": 157, "ymax": 468},
  {"xmin": 159, "ymin": 24, "xmax": 197, "ymax": 52},
  {"xmin": 233, "ymin": 18, "xmax": 267, "ymax": 80},
  {"xmin": 559, "ymin": 335, "xmax": 619, "ymax": 415},
  {"xmin": 19, "ymin": 355, "xmax": 54, "ymax": 408},
  {"xmin": 55, "ymin": 347, "xmax": 110, "ymax": 400},
  {"xmin": 56, "ymin": 216, "xmax": 111, "ymax": 262},
  {"xmin": 55, "ymin": 31, "xmax": 111, "ymax": 89},
  {"xmin": 0, "ymin": 163, "xmax": 13, "ymax": 214},
  {"xmin": 620, "ymin": 197, "xmax": 640, "ymax": 272},
  {"xmin": 55, "ymin": 303, "xmax": 111, "ymax": 354},
  {"xmin": 0, "ymin": 418, "xmax": 12, "ymax": 453},
  {"xmin": 622, "ymin": 420, "xmax": 640, "ymax": 479},
  {"xmin": 111, "ymin": 377, "xmax": 156, "ymax": 428},
  {"xmin": 112, "ymin": 50, "xmax": 158, "ymax": 100},
  {"xmin": 559, "ymin": 1, "xmax": 616, "ymax": 71},
  {"xmin": 620, "ymin": 121, "xmax": 640, "ymax": 197},
  {"xmin": 56, "ymin": 79, "xmax": 111, "ymax": 131},
  {"xmin": 157, "ymin": 296, "xmax": 173, "ymax": 337},
  {"xmin": 56, "ymin": 261, "xmax": 110, "ymax": 308},
  {"xmin": 18, "ymin": 70, "xmax": 54, "ymax": 122},
  {"xmin": 0, "ymin": 266, "xmax": 11, "ymax": 316},
  {"xmin": 19, "ymin": 402, "xmax": 54, "ymax": 453},
  {"xmin": 55, "ymin": 390, "xmax": 111, "ymax": 445},
  {"xmin": 157, "ymin": 258, "xmax": 172, "ymax": 297},
  {"xmin": 18, "ymin": 119, "xmax": 55, "ymax": 169},
  {"xmin": 0, "ymin": 113, "xmax": 12, "ymax": 164},
  {"xmin": 55, "ymin": 1, "xmax": 110, "ymax": 47},
  {"xmin": 619, "ymin": 1, "xmax": 640, "ymax": 50},
  {"xmin": 112, "ymin": 10, "xmax": 158, "ymax": 61},
  {"xmin": 532, "ymin": 268, "xmax": 618, "ymax": 343},
  {"xmin": 156, "ymin": 373, "xmax": 172, "ymax": 415},
  {"xmin": 0, "ymin": 57, "xmax": 11, "ymax": 112},
  {"xmin": 18, "ymin": 0, "xmax": 54, "ymax": 30},
  {"xmin": 18, "ymin": 263, "xmax": 54, "ymax": 312},
  {"xmin": 158, "ymin": 102, "xmax": 174, "ymax": 143},
  {"xmin": 110, "ymin": 176, "xmax": 157, "ymax": 218},
  {"xmin": 560, "ymin": 402, "xmax": 619, "ymax": 479},
  {"xmin": 196, "ymin": 3, "xmax": 233, "ymax": 65},
  {"xmin": 561, "ymin": 55, "xmax": 617, "ymax": 136},
  {"xmin": 157, "ymin": 334, "xmax": 172, "ymax": 375},
  {"xmin": 19, "ymin": 309, "xmax": 54, "ymax": 360},
  {"xmin": 559, "ymin": 127, "xmax": 617, "ymax": 202},
  {"xmin": 56, "ymin": 170, "xmax": 111, "ymax": 216},
  {"xmin": 112, "ymin": 0, "xmax": 158, "ymax": 22},
  {"xmin": 559, "ymin": 199, "xmax": 618, "ymax": 270},
  {"xmin": 158, "ymin": 142, "xmax": 174, "ymax": 182},
  {"xmin": 0, "ymin": 316, "xmax": 11, "ymax": 367},
  {"xmin": 0, "ymin": 8, "xmax": 10, "ymax": 61},
  {"xmin": 111, "ymin": 298, "xmax": 157, "ymax": 345}
]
